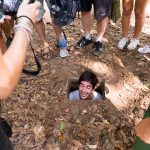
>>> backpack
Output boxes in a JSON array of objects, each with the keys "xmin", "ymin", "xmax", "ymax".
[{"xmin": 49, "ymin": 0, "xmax": 79, "ymax": 26}]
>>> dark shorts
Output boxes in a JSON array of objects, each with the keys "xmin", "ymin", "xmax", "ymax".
[
  {"xmin": 80, "ymin": 0, "xmax": 112, "ymax": 20},
  {"xmin": 0, "ymin": 124, "xmax": 13, "ymax": 150}
]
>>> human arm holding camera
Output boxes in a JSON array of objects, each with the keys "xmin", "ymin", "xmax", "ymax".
[{"xmin": 0, "ymin": 0, "xmax": 41, "ymax": 99}]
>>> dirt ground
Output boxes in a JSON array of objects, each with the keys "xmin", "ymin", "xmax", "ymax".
[{"xmin": 1, "ymin": 13, "xmax": 150, "ymax": 150}]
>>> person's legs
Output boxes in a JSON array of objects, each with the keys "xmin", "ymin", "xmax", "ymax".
[
  {"xmin": 75, "ymin": 0, "xmax": 93, "ymax": 48},
  {"xmin": 117, "ymin": 0, "xmax": 133, "ymax": 50},
  {"xmin": 52, "ymin": 23, "xmax": 64, "ymax": 40},
  {"xmin": 134, "ymin": 0, "xmax": 148, "ymax": 39},
  {"xmin": 96, "ymin": 17, "xmax": 108, "ymax": 43},
  {"xmin": 92, "ymin": 0, "xmax": 112, "ymax": 55},
  {"xmin": 52, "ymin": 23, "xmax": 69, "ymax": 58},
  {"xmin": 35, "ymin": 20, "xmax": 49, "ymax": 49},
  {"xmin": 127, "ymin": 0, "xmax": 148, "ymax": 50},
  {"xmin": 91, "ymin": 17, "xmax": 108, "ymax": 55},
  {"xmin": 122, "ymin": 0, "xmax": 134, "ymax": 37},
  {"xmin": 35, "ymin": 20, "xmax": 51, "ymax": 59},
  {"xmin": 35, "ymin": 0, "xmax": 51, "ymax": 59},
  {"xmin": 46, "ymin": 0, "xmax": 69, "ymax": 57},
  {"xmin": 94, "ymin": 0, "xmax": 112, "ymax": 42},
  {"xmin": 82, "ymin": 11, "xmax": 92, "ymax": 39}
]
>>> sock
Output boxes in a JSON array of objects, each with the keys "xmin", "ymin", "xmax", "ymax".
[
  {"xmin": 96, "ymin": 37, "xmax": 102, "ymax": 42},
  {"xmin": 84, "ymin": 34, "xmax": 91, "ymax": 40}
]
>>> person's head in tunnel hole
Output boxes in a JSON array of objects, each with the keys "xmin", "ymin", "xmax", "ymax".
[{"xmin": 69, "ymin": 70, "xmax": 103, "ymax": 100}]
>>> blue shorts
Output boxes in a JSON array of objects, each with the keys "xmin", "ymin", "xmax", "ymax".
[{"xmin": 80, "ymin": 0, "xmax": 112, "ymax": 20}]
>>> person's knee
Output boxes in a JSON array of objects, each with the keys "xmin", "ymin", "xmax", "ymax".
[
  {"xmin": 123, "ymin": 7, "xmax": 133, "ymax": 16},
  {"xmin": 95, "ymin": 15, "xmax": 108, "ymax": 23},
  {"xmin": 135, "ymin": 9, "xmax": 145, "ymax": 19}
]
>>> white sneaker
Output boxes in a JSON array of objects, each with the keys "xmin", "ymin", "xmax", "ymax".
[
  {"xmin": 117, "ymin": 37, "xmax": 128, "ymax": 50},
  {"xmin": 60, "ymin": 48, "xmax": 69, "ymax": 58},
  {"xmin": 138, "ymin": 45, "xmax": 150, "ymax": 54},
  {"xmin": 127, "ymin": 38, "xmax": 139, "ymax": 50}
]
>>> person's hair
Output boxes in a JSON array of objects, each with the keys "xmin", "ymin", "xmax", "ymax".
[{"xmin": 78, "ymin": 70, "xmax": 98, "ymax": 89}]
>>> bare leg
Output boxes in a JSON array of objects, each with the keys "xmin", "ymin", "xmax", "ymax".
[
  {"xmin": 35, "ymin": 20, "xmax": 49, "ymax": 50},
  {"xmin": 122, "ymin": 0, "xmax": 134, "ymax": 38},
  {"xmin": 96, "ymin": 17, "xmax": 109, "ymax": 42},
  {"xmin": 134, "ymin": 0, "xmax": 148, "ymax": 39},
  {"xmin": 81, "ymin": 11, "xmax": 92, "ymax": 38},
  {"xmin": 52, "ymin": 23, "xmax": 63, "ymax": 40},
  {"xmin": 52, "ymin": 22, "xmax": 69, "ymax": 58}
]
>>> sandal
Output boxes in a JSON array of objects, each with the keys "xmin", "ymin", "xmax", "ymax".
[{"xmin": 41, "ymin": 46, "xmax": 54, "ymax": 60}]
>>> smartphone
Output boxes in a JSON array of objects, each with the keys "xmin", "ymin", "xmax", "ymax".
[{"xmin": 0, "ymin": 11, "xmax": 5, "ymax": 22}]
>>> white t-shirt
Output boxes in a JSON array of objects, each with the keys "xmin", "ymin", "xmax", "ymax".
[{"xmin": 69, "ymin": 90, "xmax": 103, "ymax": 100}]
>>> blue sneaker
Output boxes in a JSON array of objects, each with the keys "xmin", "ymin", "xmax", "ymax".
[{"xmin": 58, "ymin": 38, "xmax": 69, "ymax": 58}]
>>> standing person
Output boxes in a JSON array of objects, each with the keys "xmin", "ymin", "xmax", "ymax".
[
  {"xmin": 117, "ymin": 0, "xmax": 148, "ymax": 50},
  {"xmin": 45, "ymin": 0, "xmax": 70, "ymax": 58},
  {"xmin": 0, "ymin": 0, "xmax": 41, "ymax": 149},
  {"xmin": 35, "ymin": 0, "xmax": 50, "ymax": 60},
  {"xmin": 75, "ymin": 0, "xmax": 112, "ymax": 56}
]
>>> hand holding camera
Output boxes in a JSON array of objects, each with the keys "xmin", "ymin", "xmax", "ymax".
[
  {"xmin": 17, "ymin": 0, "xmax": 41, "ymax": 24},
  {"xmin": 0, "ymin": 0, "xmax": 39, "ymax": 24}
]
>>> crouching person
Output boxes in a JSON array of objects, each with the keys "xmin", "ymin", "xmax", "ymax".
[{"xmin": 69, "ymin": 70, "xmax": 103, "ymax": 100}]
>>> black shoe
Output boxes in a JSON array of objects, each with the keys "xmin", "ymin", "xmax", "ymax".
[
  {"xmin": 75, "ymin": 36, "xmax": 93, "ymax": 49},
  {"xmin": 92, "ymin": 41, "xmax": 103, "ymax": 56}
]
